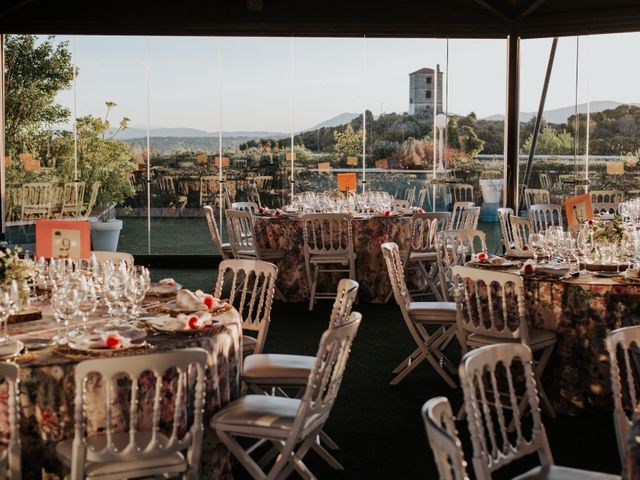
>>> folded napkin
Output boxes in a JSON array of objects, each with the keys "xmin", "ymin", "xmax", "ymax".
[
  {"xmin": 89, "ymin": 332, "xmax": 132, "ymax": 350},
  {"xmin": 176, "ymin": 312, "xmax": 214, "ymax": 330},
  {"xmin": 176, "ymin": 289, "xmax": 217, "ymax": 310},
  {"xmin": 487, "ymin": 256, "xmax": 507, "ymax": 266},
  {"xmin": 159, "ymin": 278, "xmax": 176, "ymax": 286}
]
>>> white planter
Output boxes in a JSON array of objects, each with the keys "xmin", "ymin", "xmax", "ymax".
[
  {"xmin": 91, "ymin": 219, "xmax": 123, "ymax": 252},
  {"xmin": 479, "ymin": 179, "xmax": 504, "ymax": 204}
]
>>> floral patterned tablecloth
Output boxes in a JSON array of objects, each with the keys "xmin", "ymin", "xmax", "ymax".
[
  {"xmin": 0, "ymin": 300, "xmax": 241, "ymax": 480},
  {"xmin": 254, "ymin": 214, "xmax": 415, "ymax": 303},
  {"xmin": 520, "ymin": 272, "xmax": 640, "ymax": 415}
]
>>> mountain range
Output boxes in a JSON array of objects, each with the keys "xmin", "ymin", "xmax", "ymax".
[
  {"xmin": 114, "ymin": 112, "xmax": 360, "ymax": 141},
  {"xmin": 483, "ymin": 100, "xmax": 640, "ymax": 124}
]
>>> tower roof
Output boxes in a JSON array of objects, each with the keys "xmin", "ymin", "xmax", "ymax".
[{"xmin": 410, "ymin": 67, "xmax": 437, "ymax": 75}]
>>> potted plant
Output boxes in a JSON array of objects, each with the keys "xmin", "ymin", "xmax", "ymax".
[{"xmin": 74, "ymin": 104, "xmax": 136, "ymax": 251}]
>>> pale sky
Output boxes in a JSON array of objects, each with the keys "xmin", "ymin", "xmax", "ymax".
[{"xmin": 48, "ymin": 32, "xmax": 640, "ymax": 132}]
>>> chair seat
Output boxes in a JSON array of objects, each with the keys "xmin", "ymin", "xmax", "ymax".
[
  {"xmin": 243, "ymin": 353, "xmax": 314, "ymax": 385},
  {"xmin": 243, "ymin": 335, "xmax": 257, "ymax": 354},
  {"xmin": 309, "ymin": 254, "xmax": 352, "ymax": 265},
  {"xmin": 56, "ymin": 431, "xmax": 186, "ymax": 478},
  {"xmin": 467, "ymin": 328, "xmax": 557, "ymax": 350},
  {"xmin": 513, "ymin": 465, "xmax": 620, "ymax": 480},
  {"xmin": 407, "ymin": 302, "xmax": 457, "ymax": 323},
  {"xmin": 211, "ymin": 395, "xmax": 301, "ymax": 439}
]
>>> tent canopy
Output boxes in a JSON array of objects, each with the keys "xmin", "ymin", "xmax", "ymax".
[{"xmin": 2, "ymin": 0, "xmax": 640, "ymax": 39}]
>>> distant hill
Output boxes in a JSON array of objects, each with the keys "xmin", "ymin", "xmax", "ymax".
[
  {"xmin": 483, "ymin": 100, "xmax": 640, "ymax": 124},
  {"xmin": 113, "ymin": 127, "xmax": 288, "ymax": 140},
  {"xmin": 304, "ymin": 112, "xmax": 360, "ymax": 131}
]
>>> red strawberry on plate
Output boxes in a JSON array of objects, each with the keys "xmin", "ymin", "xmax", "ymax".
[
  {"xmin": 106, "ymin": 334, "xmax": 121, "ymax": 349},
  {"xmin": 523, "ymin": 245, "xmax": 529, "ymax": 251},
  {"xmin": 523, "ymin": 263, "xmax": 535, "ymax": 275},
  {"xmin": 188, "ymin": 315, "xmax": 201, "ymax": 329},
  {"xmin": 477, "ymin": 252, "xmax": 488, "ymax": 262},
  {"xmin": 384, "ymin": 210, "xmax": 392, "ymax": 217},
  {"xmin": 202, "ymin": 294, "xmax": 216, "ymax": 309},
  {"xmin": 258, "ymin": 207, "xmax": 265, "ymax": 214}
]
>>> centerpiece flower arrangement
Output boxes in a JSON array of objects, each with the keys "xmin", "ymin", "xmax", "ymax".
[
  {"xmin": 587, "ymin": 217, "xmax": 629, "ymax": 245},
  {"xmin": 0, "ymin": 247, "xmax": 35, "ymax": 285}
]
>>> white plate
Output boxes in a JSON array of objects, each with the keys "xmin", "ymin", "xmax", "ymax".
[
  {"xmin": 67, "ymin": 328, "xmax": 147, "ymax": 352},
  {"xmin": 145, "ymin": 315, "xmax": 221, "ymax": 334},
  {"xmin": 0, "ymin": 339, "xmax": 24, "ymax": 359}
]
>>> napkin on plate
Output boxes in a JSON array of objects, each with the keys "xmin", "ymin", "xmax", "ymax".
[{"xmin": 176, "ymin": 289, "xmax": 217, "ymax": 310}]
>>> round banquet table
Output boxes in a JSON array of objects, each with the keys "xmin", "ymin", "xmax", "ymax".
[
  {"xmin": 515, "ymin": 270, "xmax": 640, "ymax": 415},
  {"xmin": 254, "ymin": 213, "xmax": 416, "ymax": 303},
  {"xmin": 0, "ymin": 294, "xmax": 241, "ymax": 480}
]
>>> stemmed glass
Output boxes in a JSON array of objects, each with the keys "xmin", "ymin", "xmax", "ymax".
[
  {"xmin": 50, "ymin": 284, "xmax": 68, "ymax": 344},
  {"xmin": 77, "ymin": 276, "xmax": 98, "ymax": 335},
  {"xmin": 0, "ymin": 283, "xmax": 18, "ymax": 345},
  {"xmin": 529, "ymin": 233, "xmax": 546, "ymax": 263}
]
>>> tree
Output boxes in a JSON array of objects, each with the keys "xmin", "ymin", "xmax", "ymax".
[
  {"xmin": 521, "ymin": 125, "xmax": 573, "ymax": 155},
  {"xmin": 333, "ymin": 124, "xmax": 363, "ymax": 157},
  {"xmin": 4, "ymin": 35, "xmax": 74, "ymax": 155}
]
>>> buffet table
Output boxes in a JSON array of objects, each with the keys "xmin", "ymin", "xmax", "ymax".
[
  {"xmin": 254, "ymin": 214, "xmax": 416, "ymax": 302},
  {"xmin": 1, "ymin": 295, "xmax": 241, "ymax": 479}
]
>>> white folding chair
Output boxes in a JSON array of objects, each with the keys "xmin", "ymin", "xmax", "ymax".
[
  {"xmin": 56, "ymin": 349, "xmax": 208, "ymax": 480},
  {"xmin": 507, "ymin": 216, "xmax": 534, "ymax": 258},
  {"xmin": 392, "ymin": 199, "xmax": 410, "ymax": 209},
  {"xmin": 59, "ymin": 181, "xmax": 86, "ymax": 218},
  {"xmin": 435, "ymin": 229, "xmax": 487, "ymax": 302},
  {"xmin": 539, "ymin": 173, "xmax": 552, "ymax": 190},
  {"xmin": 591, "ymin": 190, "xmax": 624, "ymax": 204},
  {"xmin": 91, "ymin": 251, "xmax": 135, "ymax": 267},
  {"xmin": 242, "ymin": 279, "xmax": 359, "ymax": 470},
  {"xmin": 203, "ymin": 205, "xmax": 233, "ymax": 259},
  {"xmin": 302, "ymin": 213, "xmax": 356, "ymax": 311},
  {"xmin": 529, "ymin": 203, "xmax": 563, "ymax": 233},
  {"xmin": 0, "ymin": 362, "xmax": 20, "ymax": 480},
  {"xmin": 382, "ymin": 242, "xmax": 458, "ymax": 388},
  {"xmin": 212, "ymin": 313, "xmax": 362, "ymax": 480},
  {"xmin": 452, "ymin": 266, "xmax": 556, "ymax": 420},
  {"xmin": 497, "ymin": 207, "xmax": 515, "ymax": 252},
  {"xmin": 448, "ymin": 202, "xmax": 475, "ymax": 230},
  {"xmin": 422, "ymin": 397, "xmax": 469, "ymax": 480},
  {"xmin": 405, "ymin": 213, "xmax": 442, "ymax": 301},
  {"xmin": 460, "ymin": 343, "xmax": 618, "ymax": 480},
  {"xmin": 405, "ymin": 186, "xmax": 417, "ymax": 206},
  {"xmin": 523, "ymin": 188, "xmax": 550, "ymax": 211},
  {"xmin": 458, "ymin": 206, "xmax": 480, "ymax": 230},
  {"xmin": 450, "ymin": 183, "xmax": 474, "ymax": 204},
  {"xmin": 606, "ymin": 325, "xmax": 640, "ymax": 465},
  {"xmin": 215, "ymin": 259, "xmax": 277, "ymax": 356},
  {"xmin": 21, "ymin": 182, "xmax": 53, "ymax": 220},
  {"xmin": 417, "ymin": 187, "xmax": 429, "ymax": 209},
  {"xmin": 81, "ymin": 181, "xmax": 101, "ymax": 219}
]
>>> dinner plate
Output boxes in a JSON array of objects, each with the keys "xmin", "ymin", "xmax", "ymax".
[
  {"xmin": 147, "ymin": 282, "xmax": 182, "ymax": 297},
  {"xmin": 468, "ymin": 260, "xmax": 519, "ymax": 269},
  {"xmin": 67, "ymin": 328, "xmax": 147, "ymax": 352},
  {"xmin": 0, "ymin": 339, "xmax": 24, "ymax": 359},
  {"xmin": 145, "ymin": 315, "xmax": 222, "ymax": 335},
  {"xmin": 582, "ymin": 262, "xmax": 628, "ymax": 272}
]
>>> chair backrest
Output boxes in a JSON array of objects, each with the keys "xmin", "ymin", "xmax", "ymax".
[
  {"xmin": 593, "ymin": 202, "xmax": 619, "ymax": 215},
  {"xmin": 458, "ymin": 206, "xmax": 480, "ymax": 230},
  {"xmin": 405, "ymin": 186, "xmax": 417, "ymax": 206},
  {"xmin": 199, "ymin": 176, "xmax": 219, "ymax": 205},
  {"xmin": 203, "ymin": 205, "xmax": 230, "ymax": 259},
  {"xmin": 302, "ymin": 213, "xmax": 354, "ymax": 257},
  {"xmin": 225, "ymin": 209, "xmax": 258, "ymax": 258},
  {"xmin": 408, "ymin": 213, "xmax": 438, "ymax": 257},
  {"xmin": 294, "ymin": 313, "xmax": 362, "ymax": 435},
  {"xmin": 61, "ymin": 181, "xmax": 86, "ymax": 209},
  {"xmin": 254, "ymin": 175, "xmax": 273, "ymax": 192},
  {"xmin": 435, "ymin": 230, "xmax": 487, "ymax": 301},
  {"xmin": 448, "ymin": 202, "xmax": 475, "ymax": 230},
  {"xmin": 246, "ymin": 190, "xmax": 262, "ymax": 208},
  {"xmin": 91, "ymin": 251, "xmax": 135, "ymax": 267},
  {"xmin": 606, "ymin": 325, "xmax": 640, "ymax": 464},
  {"xmin": 451, "ymin": 266, "xmax": 528, "ymax": 343},
  {"xmin": 157, "ymin": 176, "xmax": 176, "ymax": 194},
  {"xmin": 214, "ymin": 259, "xmax": 277, "ymax": 355},
  {"xmin": 509, "ymin": 216, "xmax": 531, "ymax": 251},
  {"xmin": 523, "ymin": 188, "xmax": 550, "ymax": 210},
  {"xmin": 424, "ymin": 212, "xmax": 452, "ymax": 233},
  {"xmin": 528, "ymin": 203, "xmax": 563, "ymax": 232},
  {"xmin": 451, "ymin": 184, "xmax": 474, "ymax": 203},
  {"xmin": 422, "ymin": 397, "xmax": 469, "ymax": 480},
  {"xmin": 21, "ymin": 182, "xmax": 53, "ymax": 219},
  {"xmin": 459, "ymin": 343, "xmax": 553, "ymax": 479},
  {"xmin": 497, "ymin": 207, "xmax": 515, "ymax": 251},
  {"xmin": 591, "ymin": 190, "xmax": 624, "ymax": 204},
  {"xmin": 417, "ymin": 187, "xmax": 429, "ymax": 209},
  {"xmin": 70, "ymin": 349, "xmax": 208, "ymax": 476},
  {"xmin": 231, "ymin": 201, "xmax": 259, "ymax": 214},
  {"xmin": 538, "ymin": 173, "xmax": 552, "ymax": 190},
  {"xmin": 329, "ymin": 278, "xmax": 359, "ymax": 327},
  {"xmin": 82, "ymin": 181, "xmax": 101, "ymax": 218},
  {"xmin": 392, "ymin": 199, "xmax": 410, "ymax": 209},
  {"xmin": 381, "ymin": 242, "xmax": 411, "ymax": 309},
  {"xmin": 0, "ymin": 362, "xmax": 20, "ymax": 480}
]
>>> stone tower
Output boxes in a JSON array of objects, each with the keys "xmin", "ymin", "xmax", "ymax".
[{"xmin": 408, "ymin": 65, "xmax": 443, "ymax": 118}]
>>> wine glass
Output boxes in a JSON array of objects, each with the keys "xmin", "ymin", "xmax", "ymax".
[
  {"xmin": 0, "ymin": 284, "xmax": 18, "ymax": 345},
  {"xmin": 77, "ymin": 276, "xmax": 98, "ymax": 336},
  {"xmin": 50, "ymin": 285, "xmax": 68, "ymax": 344},
  {"xmin": 529, "ymin": 232, "xmax": 546, "ymax": 263}
]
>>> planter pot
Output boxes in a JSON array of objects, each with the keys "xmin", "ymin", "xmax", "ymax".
[
  {"xmin": 91, "ymin": 219, "xmax": 123, "ymax": 252},
  {"xmin": 479, "ymin": 179, "xmax": 504, "ymax": 204}
]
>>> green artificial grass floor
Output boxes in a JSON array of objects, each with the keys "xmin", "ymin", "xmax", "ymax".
[{"xmin": 150, "ymin": 268, "xmax": 622, "ymax": 480}]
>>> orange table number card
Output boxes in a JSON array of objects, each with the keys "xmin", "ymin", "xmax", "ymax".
[
  {"xmin": 346, "ymin": 156, "xmax": 359, "ymax": 166},
  {"xmin": 375, "ymin": 159, "xmax": 389, "ymax": 169},
  {"xmin": 606, "ymin": 162, "xmax": 624, "ymax": 175},
  {"xmin": 337, "ymin": 173, "xmax": 357, "ymax": 192},
  {"xmin": 318, "ymin": 162, "xmax": 331, "ymax": 172},
  {"xmin": 564, "ymin": 193, "xmax": 593, "ymax": 229},
  {"xmin": 36, "ymin": 220, "xmax": 91, "ymax": 260},
  {"xmin": 214, "ymin": 156, "xmax": 230, "ymax": 167},
  {"xmin": 285, "ymin": 152, "xmax": 297, "ymax": 161}
]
